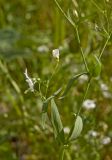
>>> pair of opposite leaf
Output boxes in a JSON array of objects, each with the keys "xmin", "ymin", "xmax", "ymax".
[{"xmin": 51, "ymin": 99, "xmax": 83, "ymax": 144}]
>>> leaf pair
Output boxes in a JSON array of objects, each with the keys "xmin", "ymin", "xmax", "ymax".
[{"xmin": 51, "ymin": 99, "xmax": 83, "ymax": 144}]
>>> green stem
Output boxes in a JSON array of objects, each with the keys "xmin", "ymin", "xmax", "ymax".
[
  {"xmin": 77, "ymin": 77, "xmax": 92, "ymax": 115},
  {"xmin": 75, "ymin": 26, "xmax": 89, "ymax": 72},
  {"xmin": 53, "ymin": 0, "xmax": 89, "ymax": 72},
  {"xmin": 99, "ymin": 31, "xmax": 112, "ymax": 59},
  {"xmin": 54, "ymin": 0, "xmax": 74, "ymax": 27},
  {"xmin": 91, "ymin": 0, "xmax": 111, "ymax": 60},
  {"xmin": 45, "ymin": 61, "xmax": 59, "ymax": 98},
  {"xmin": 59, "ymin": 148, "xmax": 65, "ymax": 160}
]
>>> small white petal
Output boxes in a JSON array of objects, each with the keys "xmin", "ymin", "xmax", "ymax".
[
  {"xmin": 100, "ymin": 83, "xmax": 108, "ymax": 91},
  {"xmin": 88, "ymin": 130, "xmax": 99, "ymax": 137},
  {"xmin": 24, "ymin": 68, "xmax": 34, "ymax": 92},
  {"xmin": 64, "ymin": 127, "xmax": 70, "ymax": 134},
  {"xmin": 83, "ymin": 99, "xmax": 96, "ymax": 110},
  {"xmin": 37, "ymin": 45, "xmax": 49, "ymax": 53},
  {"xmin": 102, "ymin": 91, "xmax": 112, "ymax": 98},
  {"xmin": 101, "ymin": 136, "xmax": 111, "ymax": 145},
  {"xmin": 52, "ymin": 49, "xmax": 60, "ymax": 59}
]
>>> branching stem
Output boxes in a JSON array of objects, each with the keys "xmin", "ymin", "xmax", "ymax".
[
  {"xmin": 99, "ymin": 31, "xmax": 112, "ymax": 59},
  {"xmin": 53, "ymin": 0, "xmax": 89, "ymax": 72}
]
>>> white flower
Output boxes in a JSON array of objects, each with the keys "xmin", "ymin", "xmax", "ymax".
[
  {"xmin": 100, "ymin": 83, "xmax": 108, "ymax": 91},
  {"xmin": 83, "ymin": 99, "xmax": 96, "ymax": 110},
  {"xmin": 101, "ymin": 136, "xmax": 111, "ymax": 145},
  {"xmin": 24, "ymin": 68, "xmax": 34, "ymax": 92},
  {"xmin": 64, "ymin": 127, "xmax": 70, "ymax": 134},
  {"xmin": 88, "ymin": 130, "xmax": 99, "ymax": 137},
  {"xmin": 102, "ymin": 91, "xmax": 111, "ymax": 98},
  {"xmin": 52, "ymin": 49, "xmax": 60, "ymax": 60},
  {"xmin": 100, "ymin": 82, "xmax": 111, "ymax": 98},
  {"xmin": 37, "ymin": 45, "xmax": 49, "ymax": 53}
]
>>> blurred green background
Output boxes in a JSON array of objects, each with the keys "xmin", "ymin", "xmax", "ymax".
[{"xmin": 0, "ymin": 0, "xmax": 112, "ymax": 159}]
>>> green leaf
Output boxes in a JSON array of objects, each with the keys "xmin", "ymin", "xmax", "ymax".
[
  {"xmin": 69, "ymin": 115, "xmax": 83, "ymax": 141},
  {"xmin": 51, "ymin": 99, "xmax": 65, "ymax": 143},
  {"xmin": 42, "ymin": 100, "xmax": 49, "ymax": 113},
  {"xmin": 41, "ymin": 88, "xmax": 62, "ymax": 129},
  {"xmin": 41, "ymin": 102, "xmax": 49, "ymax": 129},
  {"xmin": 41, "ymin": 113, "xmax": 47, "ymax": 130},
  {"xmin": 60, "ymin": 72, "xmax": 87, "ymax": 99},
  {"xmin": 88, "ymin": 55, "xmax": 102, "ymax": 78}
]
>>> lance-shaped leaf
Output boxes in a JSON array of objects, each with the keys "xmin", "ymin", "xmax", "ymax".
[
  {"xmin": 41, "ymin": 96, "xmax": 54, "ymax": 129},
  {"xmin": 60, "ymin": 72, "xmax": 87, "ymax": 99},
  {"xmin": 51, "ymin": 99, "xmax": 65, "ymax": 143},
  {"xmin": 41, "ymin": 112, "xmax": 47, "ymax": 130},
  {"xmin": 68, "ymin": 115, "xmax": 83, "ymax": 142},
  {"xmin": 41, "ymin": 88, "xmax": 62, "ymax": 129}
]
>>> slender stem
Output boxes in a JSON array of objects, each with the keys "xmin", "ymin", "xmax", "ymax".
[
  {"xmin": 53, "ymin": 0, "xmax": 89, "ymax": 72},
  {"xmin": 77, "ymin": 78, "xmax": 92, "ymax": 115},
  {"xmin": 54, "ymin": 0, "xmax": 75, "ymax": 27},
  {"xmin": 91, "ymin": 0, "xmax": 111, "ymax": 60},
  {"xmin": 45, "ymin": 61, "xmax": 59, "ymax": 98},
  {"xmin": 59, "ymin": 148, "xmax": 65, "ymax": 160},
  {"xmin": 99, "ymin": 31, "xmax": 112, "ymax": 59},
  {"xmin": 38, "ymin": 82, "xmax": 45, "ymax": 100},
  {"xmin": 75, "ymin": 26, "xmax": 89, "ymax": 72},
  {"xmin": 49, "ymin": 61, "xmax": 59, "ymax": 82},
  {"xmin": 59, "ymin": 71, "xmax": 88, "ymax": 99}
]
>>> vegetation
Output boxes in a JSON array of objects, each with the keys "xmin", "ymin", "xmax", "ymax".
[{"xmin": 0, "ymin": 0, "xmax": 112, "ymax": 159}]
